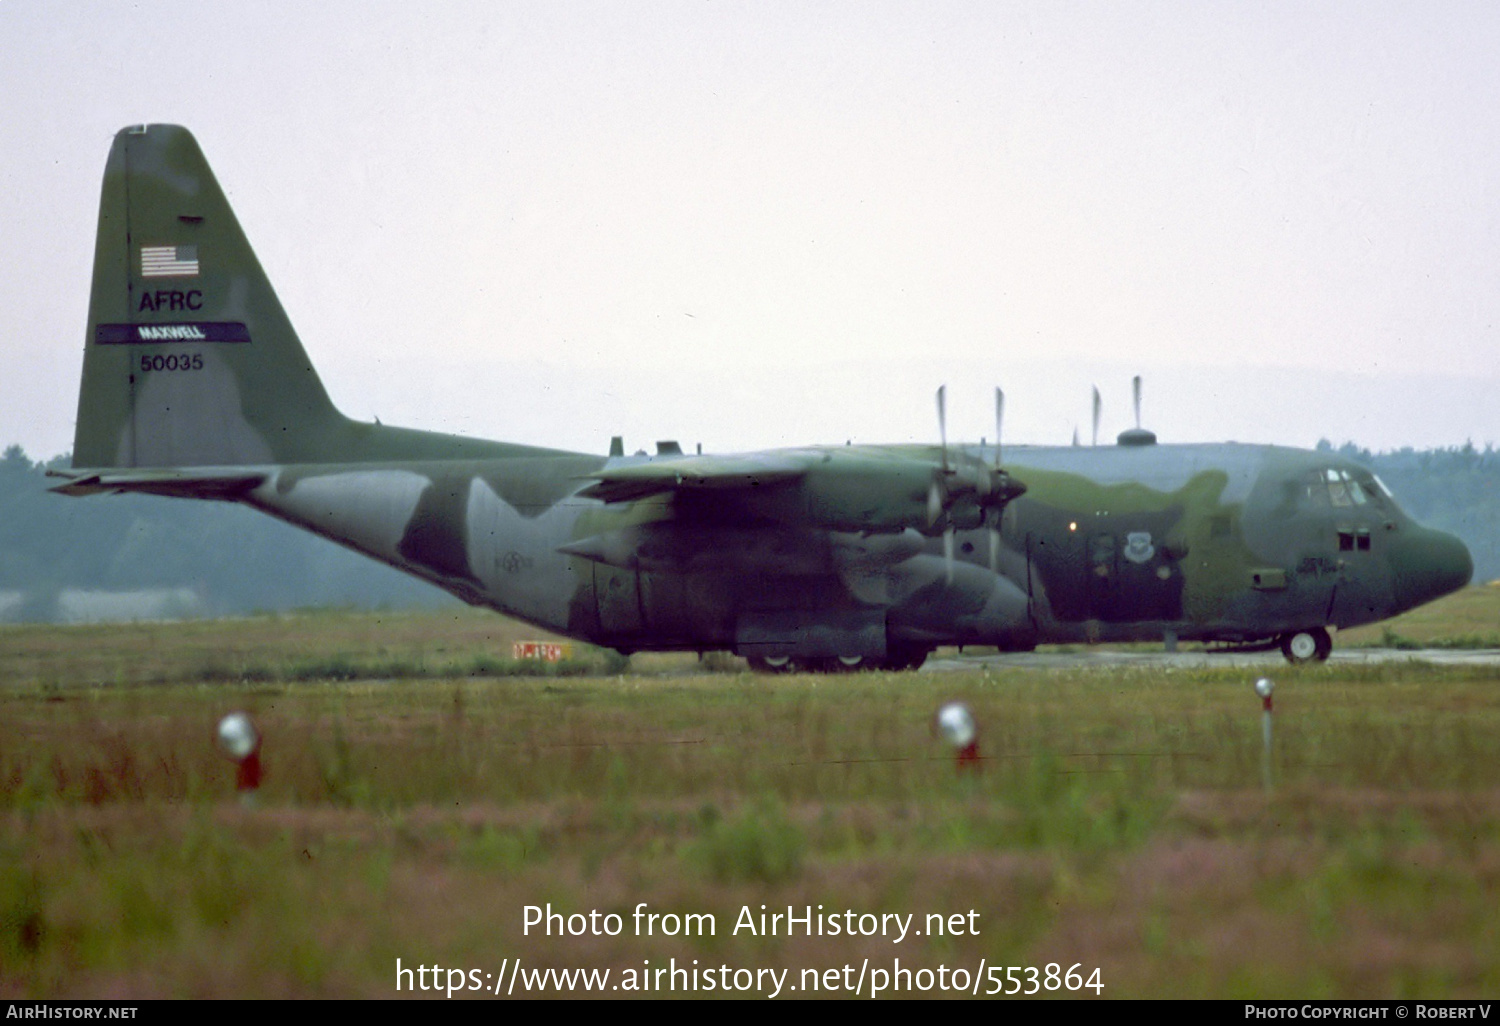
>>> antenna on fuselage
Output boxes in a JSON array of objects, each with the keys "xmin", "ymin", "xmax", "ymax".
[{"xmin": 1091, "ymin": 386, "xmax": 1101, "ymax": 446}]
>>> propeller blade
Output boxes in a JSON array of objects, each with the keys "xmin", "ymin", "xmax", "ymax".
[
  {"xmin": 988, "ymin": 526, "xmax": 1001, "ymax": 573},
  {"xmin": 943, "ymin": 527, "xmax": 955, "ymax": 585},
  {"xmin": 927, "ymin": 479, "xmax": 944, "ymax": 527},
  {"xmin": 1133, "ymin": 375, "xmax": 1142, "ymax": 429},
  {"xmin": 1091, "ymin": 385, "xmax": 1101, "ymax": 447},
  {"xmin": 936, "ymin": 385, "xmax": 949, "ymax": 473},
  {"xmin": 994, "ymin": 387, "xmax": 1004, "ymax": 471}
]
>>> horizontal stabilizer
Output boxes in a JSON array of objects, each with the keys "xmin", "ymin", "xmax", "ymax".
[{"xmin": 47, "ymin": 466, "xmax": 266, "ymax": 500}]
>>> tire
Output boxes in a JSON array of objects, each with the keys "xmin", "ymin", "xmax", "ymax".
[
  {"xmin": 1279, "ymin": 627, "xmax": 1332, "ymax": 664},
  {"xmin": 747, "ymin": 655, "xmax": 793, "ymax": 674}
]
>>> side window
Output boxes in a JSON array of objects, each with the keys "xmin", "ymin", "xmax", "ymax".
[{"xmin": 1351, "ymin": 472, "xmax": 1386, "ymax": 511}]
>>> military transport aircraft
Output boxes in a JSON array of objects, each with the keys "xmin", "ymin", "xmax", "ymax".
[{"xmin": 50, "ymin": 125, "xmax": 1474, "ymax": 671}]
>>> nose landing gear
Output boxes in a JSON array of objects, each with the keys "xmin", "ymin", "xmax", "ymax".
[{"xmin": 1279, "ymin": 627, "xmax": 1332, "ymax": 664}]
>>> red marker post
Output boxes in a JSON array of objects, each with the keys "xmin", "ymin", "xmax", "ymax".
[
  {"xmin": 1254, "ymin": 678, "xmax": 1274, "ymax": 791},
  {"xmin": 936, "ymin": 702, "xmax": 980, "ymax": 773},
  {"xmin": 217, "ymin": 712, "xmax": 263, "ymax": 806}
]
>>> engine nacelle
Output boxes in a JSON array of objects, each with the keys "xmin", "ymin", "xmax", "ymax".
[{"xmin": 798, "ymin": 457, "xmax": 996, "ymax": 533}]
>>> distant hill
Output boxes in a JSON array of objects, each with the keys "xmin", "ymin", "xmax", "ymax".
[{"xmin": 1, "ymin": 441, "xmax": 1495, "ymax": 622}]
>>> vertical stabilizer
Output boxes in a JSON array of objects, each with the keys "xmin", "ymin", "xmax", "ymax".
[
  {"xmin": 75, "ymin": 124, "xmax": 346, "ymax": 468},
  {"xmin": 73, "ymin": 124, "xmax": 565, "ymax": 470}
]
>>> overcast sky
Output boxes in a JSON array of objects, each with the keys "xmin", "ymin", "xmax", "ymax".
[{"xmin": 3, "ymin": 1, "xmax": 1497, "ymax": 460}]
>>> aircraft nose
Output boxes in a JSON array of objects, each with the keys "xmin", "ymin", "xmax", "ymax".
[{"xmin": 1389, "ymin": 526, "xmax": 1473, "ymax": 612}]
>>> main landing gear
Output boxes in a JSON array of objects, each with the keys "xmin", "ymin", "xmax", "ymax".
[
  {"xmin": 1278, "ymin": 627, "xmax": 1332, "ymax": 664},
  {"xmin": 745, "ymin": 646, "xmax": 931, "ymax": 674}
]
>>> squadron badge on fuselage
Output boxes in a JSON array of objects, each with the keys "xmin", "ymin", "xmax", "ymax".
[{"xmin": 1124, "ymin": 531, "xmax": 1155, "ymax": 565}]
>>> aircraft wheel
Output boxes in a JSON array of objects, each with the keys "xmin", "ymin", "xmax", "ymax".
[
  {"xmin": 834, "ymin": 655, "xmax": 870, "ymax": 672},
  {"xmin": 1279, "ymin": 628, "xmax": 1332, "ymax": 664},
  {"xmin": 747, "ymin": 655, "xmax": 793, "ymax": 674}
]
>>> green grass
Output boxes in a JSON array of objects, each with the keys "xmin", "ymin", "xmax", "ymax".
[
  {"xmin": 2, "ymin": 603, "xmax": 1500, "ymax": 997},
  {"xmin": 1341, "ymin": 584, "xmax": 1500, "ymax": 648}
]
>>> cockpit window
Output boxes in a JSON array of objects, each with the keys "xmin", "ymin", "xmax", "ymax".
[
  {"xmin": 1298, "ymin": 470, "xmax": 1330, "ymax": 508},
  {"xmin": 1295, "ymin": 466, "xmax": 1398, "ymax": 515},
  {"xmin": 1320, "ymin": 467, "xmax": 1373, "ymax": 508},
  {"xmin": 1326, "ymin": 468, "xmax": 1351, "ymax": 507},
  {"xmin": 1349, "ymin": 470, "xmax": 1389, "ymax": 510}
]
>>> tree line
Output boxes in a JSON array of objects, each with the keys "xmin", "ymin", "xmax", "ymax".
[{"xmin": 0, "ymin": 446, "xmax": 453, "ymax": 620}]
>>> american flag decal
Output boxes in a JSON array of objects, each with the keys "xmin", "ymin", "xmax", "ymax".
[{"xmin": 140, "ymin": 245, "xmax": 199, "ymax": 278}]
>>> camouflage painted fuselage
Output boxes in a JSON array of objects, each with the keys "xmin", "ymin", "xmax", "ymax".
[
  {"xmin": 218, "ymin": 438, "xmax": 1471, "ymax": 659},
  {"xmin": 54, "ymin": 124, "xmax": 1473, "ymax": 665}
]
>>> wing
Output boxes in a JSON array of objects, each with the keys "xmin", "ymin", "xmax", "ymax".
[
  {"xmin": 577, "ymin": 451, "xmax": 815, "ymax": 504},
  {"xmin": 576, "ymin": 444, "xmax": 1024, "ymax": 538}
]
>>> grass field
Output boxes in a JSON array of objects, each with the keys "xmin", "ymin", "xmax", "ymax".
[
  {"xmin": 1341, "ymin": 582, "xmax": 1500, "ymax": 649},
  {"xmin": 2, "ymin": 590, "xmax": 1498, "ymax": 998}
]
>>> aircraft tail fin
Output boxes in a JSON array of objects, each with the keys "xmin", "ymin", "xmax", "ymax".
[
  {"xmin": 74, "ymin": 124, "xmax": 352, "ymax": 469},
  {"xmin": 73, "ymin": 124, "xmax": 530, "ymax": 471}
]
